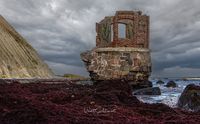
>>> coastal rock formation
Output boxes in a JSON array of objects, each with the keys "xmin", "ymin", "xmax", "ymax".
[
  {"xmin": 156, "ymin": 80, "xmax": 165, "ymax": 84},
  {"xmin": 133, "ymin": 87, "xmax": 161, "ymax": 95},
  {"xmin": 165, "ymin": 81, "xmax": 177, "ymax": 88},
  {"xmin": 178, "ymin": 84, "xmax": 200, "ymax": 112},
  {"xmin": 0, "ymin": 15, "xmax": 54, "ymax": 78},
  {"xmin": 81, "ymin": 11, "xmax": 151, "ymax": 86}
]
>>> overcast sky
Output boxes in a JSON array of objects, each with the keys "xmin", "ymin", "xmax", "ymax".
[{"xmin": 0, "ymin": 0, "xmax": 200, "ymax": 78}]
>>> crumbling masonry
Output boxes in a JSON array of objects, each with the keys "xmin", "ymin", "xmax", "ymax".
[{"xmin": 81, "ymin": 11, "xmax": 151, "ymax": 85}]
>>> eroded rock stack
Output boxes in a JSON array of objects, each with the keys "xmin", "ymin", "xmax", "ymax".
[
  {"xmin": 0, "ymin": 15, "xmax": 54, "ymax": 78},
  {"xmin": 81, "ymin": 11, "xmax": 151, "ymax": 86}
]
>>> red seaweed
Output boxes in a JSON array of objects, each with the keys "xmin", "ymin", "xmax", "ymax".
[{"xmin": 0, "ymin": 80, "xmax": 199, "ymax": 124}]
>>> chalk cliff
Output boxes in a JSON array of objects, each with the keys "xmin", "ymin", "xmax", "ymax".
[{"xmin": 0, "ymin": 15, "xmax": 54, "ymax": 78}]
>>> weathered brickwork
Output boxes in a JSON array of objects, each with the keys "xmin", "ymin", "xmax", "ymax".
[
  {"xmin": 81, "ymin": 11, "xmax": 151, "ymax": 83},
  {"xmin": 96, "ymin": 11, "xmax": 149, "ymax": 48}
]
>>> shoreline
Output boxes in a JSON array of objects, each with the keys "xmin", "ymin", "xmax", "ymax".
[{"xmin": 0, "ymin": 79, "xmax": 199, "ymax": 123}]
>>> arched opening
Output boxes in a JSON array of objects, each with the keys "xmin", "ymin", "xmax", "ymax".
[{"xmin": 118, "ymin": 23, "xmax": 126, "ymax": 39}]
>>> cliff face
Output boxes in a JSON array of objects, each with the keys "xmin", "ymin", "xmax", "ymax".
[{"xmin": 0, "ymin": 15, "xmax": 54, "ymax": 78}]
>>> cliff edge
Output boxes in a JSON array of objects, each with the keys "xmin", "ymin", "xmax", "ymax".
[{"xmin": 0, "ymin": 15, "xmax": 54, "ymax": 78}]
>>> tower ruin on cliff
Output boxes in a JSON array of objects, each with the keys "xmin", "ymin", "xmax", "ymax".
[{"xmin": 81, "ymin": 11, "xmax": 151, "ymax": 85}]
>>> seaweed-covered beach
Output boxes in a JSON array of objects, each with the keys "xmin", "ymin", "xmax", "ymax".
[{"xmin": 0, "ymin": 79, "xmax": 199, "ymax": 124}]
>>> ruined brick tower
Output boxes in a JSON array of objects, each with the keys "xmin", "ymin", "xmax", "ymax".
[{"xmin": 81, "ymin": 11, "xmax": 151, "ymax": 85}]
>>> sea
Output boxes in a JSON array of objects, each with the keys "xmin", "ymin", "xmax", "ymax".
[{"xmin": 135, "ymin": 79, "xmax": 200, "ymax": 108}]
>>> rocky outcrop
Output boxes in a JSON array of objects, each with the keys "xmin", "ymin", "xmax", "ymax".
[
  {"xmin": 81, "ymin": 47, "xmax": 151, "ymax": 82},
  {"xmin": 178, "ymin": 84, "xmax": 200, "ymax": 112},
  {"xmin": 0, "ymin": 15, "xmax": 54, "ymax": 78},
  {"xmin": 129, "ymin": 80, "xmax": 152, "ymax": 90},
  {"xmin": 156, "ymin": 80, "xmax": 165, "ymax": 84},
  {"xmin": 165, "ymin": 81, "xmax": 177, "ymax": 88},
  {"xmin": 133, "ymin": 87, "xmax": 161, "ymax": 95},
  {"xmin": 81, "ymin": 11, "xmax": 151, "ymax": 84}
]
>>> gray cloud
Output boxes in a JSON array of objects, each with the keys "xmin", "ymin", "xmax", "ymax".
[{"xmin": 0, "ymin": 0, "xmax": 200, "ymax": 77}]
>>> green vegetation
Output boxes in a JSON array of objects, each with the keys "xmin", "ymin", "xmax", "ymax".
[
  {"xmin": 0, "ymin": 74, "xmax": 8, "ymax": 78},
  {"xmin": 63, "ymin": 74, "xmax": 86, "ymax": 80}
]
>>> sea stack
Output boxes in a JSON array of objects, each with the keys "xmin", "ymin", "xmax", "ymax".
[
  {"xmin": 0, "ymin": 15, "xmax": 54, "ymax": 78},
  {"xmin": 81, "ymin": 11, "xmax": 151, "ymax": 87}
]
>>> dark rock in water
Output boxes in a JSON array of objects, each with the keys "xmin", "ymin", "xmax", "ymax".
[
  {"xmin": 0, "ymin": 79, "xmax": 7, "ymax": 84},
  {"xmin": 165, "ymin": 81, "xmax": 177, "ymax": 88},
  {"xmin": 156, "ymin": 80, "xmax": 165, "ymax": 84},
  {"xmin": 131, "ymin": 80, "xmax": 152, "ymax": 90},
  {"xmin": 144, "ymin": 80, "xmax": 153, "ymax": 87},
  {"xmin": 133, "ymin": 87, "xmax": 161, "ymax": 95},
  {"xmin": 178, "ymin": 84, "xmax": 200, "ymax": 112}
]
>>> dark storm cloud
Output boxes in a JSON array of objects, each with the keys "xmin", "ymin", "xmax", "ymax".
[{"xmin": 0, "ymin": 0, "xmax": 200, "ymax": 77}]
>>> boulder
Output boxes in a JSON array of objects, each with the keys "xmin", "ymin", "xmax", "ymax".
[
  {"xmin": 165, "ymin": 81, "xmax": 177, "ymax": 88},
  {"xmin": 178, "ymin": 84, "xmax": 200, "ymax": 112},
  {"xmin": 143, "ymin": 80, "xmax": 153, "ymax": 87},
  {"xmin": 130, "ymin": 80, "xmax": 152, "ymax": 91},
  {"xmin": 133, "ymin": 87, "xmax": 161, "ymax": 95},
  {"xmin": 156, "ymin": 80, "xmax": 165, "ymax": 84}
]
